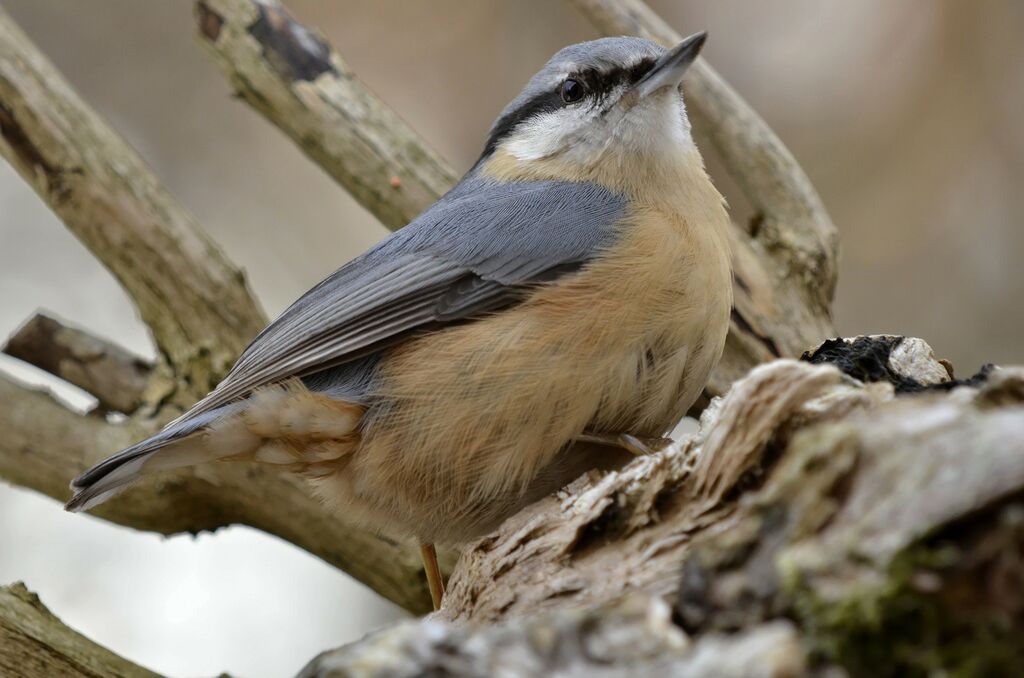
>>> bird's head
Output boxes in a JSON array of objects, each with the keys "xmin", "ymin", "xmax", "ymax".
[{"xmin": 476, "ymin": 33, "xmax": 707, "ymax": 188}]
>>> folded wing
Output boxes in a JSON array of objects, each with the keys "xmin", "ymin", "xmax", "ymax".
[{"xmin": 67, "ymin": 178, "xmax": 625, "ymax": 504}]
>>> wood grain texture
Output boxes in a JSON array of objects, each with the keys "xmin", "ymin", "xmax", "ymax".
[
  {"xmin": 437, "ymin": 354, "xmax": 1024, "ymax": 630},
  {"xmin": 0, "ymin": 583, "xmax": 163, "ymax": 678},
  {"xmin": 299, "ymin": 346, "xmax": 1024, "ymax": 676}
]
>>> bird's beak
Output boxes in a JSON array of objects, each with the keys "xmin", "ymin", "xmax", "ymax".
[{"xmin": 634, "ymin": 31, "xmax": 707, "ymax": 99}]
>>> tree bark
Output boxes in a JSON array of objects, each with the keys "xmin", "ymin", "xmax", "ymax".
[
  {"xmin": 0, "ymin": 0, "xmax": 839, "ymax": 615},
  {"xmin": 0, "ymin": 583, "xmax": 163, "ymax": 678},
  {"xmin": 300, "ymin": 597, "xmax": 806, "ymax": 678},
  {"xmin": 0, "ymin": 370, "xmax": 441, "ymax": 615},
  {"xmin": 303, "ymin": 340, "xmax": 1024, "ymax": 676},
  {"xmin": 194, "ymin": 0, "xmax": 458, "ymax": 232},
  {"xmin": 3, "ymin": 1, "xmax": 1015, "ymax": 675},
  {"xmin": 2, "ymin": 312, "xmax": 152, "ymax": 414},
  {"xmin": 0, "ymin": 5, "xmax": 436, "ymax": 614}
]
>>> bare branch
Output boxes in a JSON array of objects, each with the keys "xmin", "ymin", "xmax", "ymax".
[
  {"xmin": 2, "ymin": 312, "xmax": 152, "ymax": 414},
  {"xmin": 194, "ymin": 0, "xmax": 458, "ymax": 231},
  {"xmin": 0, "ymin": 5, "xmax": 265, "ymax": 394},
  {"xmin": 567, "ymin": 0, "xmax": 839, "ymax": 310},
  {"xmin": 0, "ymin": 7, "xmax": 449, "ymax": 613},
  {"xmin": 0, "ymin": 373, "xmax": 441, "ymax": 614},
  {"xmin": 0, "ymin": 0, "xmax": 837, "ymax": 618},
  {"xmin": 0, "ymin": 582, "xmax": 163, "ymax": 678}
]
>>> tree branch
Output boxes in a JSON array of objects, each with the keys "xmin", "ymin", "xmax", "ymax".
[
  {"xmin": 0, "ymin": 6, "xmax": 449, "ymax": 614},
  {"xmin": 567, "ymin": 0, "xmax": 839, "ymax": 311},
  {"xmin": 0, "ymin": 5, "xmax": 265, "ymax": 395},
  {"xmin": 0, "ymin": 583, "xmax": 163, "ymax": 678},
  {"xmin": 194, "ymin": 0, "xmax": 458, "ymax": 231},
  {"xmin": 2, "ymin": 312, "xmax": 152, "ymax": 414},
  {"xmin": 0, "ymin": 372, "xmax": 439, "ymax": 614}
]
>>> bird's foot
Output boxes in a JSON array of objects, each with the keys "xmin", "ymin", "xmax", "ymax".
[{"xmin": 419, "ymin": 542, "xmax": 445, "ymax": 611}]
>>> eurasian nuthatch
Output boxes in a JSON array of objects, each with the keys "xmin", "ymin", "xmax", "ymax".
[{"xmin": 67, "ymin": 33, "xmax": 732, "ymax": 610}]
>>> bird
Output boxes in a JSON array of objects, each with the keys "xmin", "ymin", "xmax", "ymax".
[{"xmin": 65, "ymin": 32, "xmax": 732, "ymax": 611}]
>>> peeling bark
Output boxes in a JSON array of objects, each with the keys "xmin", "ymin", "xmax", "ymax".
[
  {"xmin": 2, "ymin": 312, "xmax": 152, "ymax": 414},
  {"xmin": 303, "ymin": 343, "xmax": 1024, "ymax": 676}
]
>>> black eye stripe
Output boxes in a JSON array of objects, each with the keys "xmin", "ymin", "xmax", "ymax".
[
  {"xmin": 575, "ymin": 58, "xmax": 657, "ymax": 96},
  {"xmin": 479, "ymin": 56, "xmax": 658, "ymax": 159},
  {"xmin": 482, "ymin": 89, "xmax": 564, "ymax": 158}
]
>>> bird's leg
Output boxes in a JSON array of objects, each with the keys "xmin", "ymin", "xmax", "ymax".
[
  {"xmin": 574, "ymin": 431, "xmax": 673, "ymax": 456},
  {"xmin": 419, "ymin": 542, "xmax": 445, "ymax": 611}
]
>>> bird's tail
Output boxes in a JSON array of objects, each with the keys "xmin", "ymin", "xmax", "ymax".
[
  {"xmin": 64, "ymin": 402, "xmax": 248, "ymax": 513},
  {"xmin": 65, "ymin": 382, "xmax": 364, "ymax": 512}
]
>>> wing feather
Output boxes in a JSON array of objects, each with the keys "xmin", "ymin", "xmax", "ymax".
[{"xmin": 175, "ymin": 178, "xmax": 626, "ymax": 424}]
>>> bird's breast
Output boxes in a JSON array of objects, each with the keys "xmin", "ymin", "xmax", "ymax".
[
  {"xmin": 552, "ymin": 203, "xmax": 733, "ymax": 434},
  {"xmin": 317, "ymin": 197, "xmax": 732, "ymax": 543}
]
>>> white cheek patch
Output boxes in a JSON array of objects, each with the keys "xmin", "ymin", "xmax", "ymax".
[
  {"xmin": 504, "ymin": 106, "xmax": 593, "ymax": 161},
  {"xmin": 501, "ymin": 87, "xmax": 694, "ymax": 164}
]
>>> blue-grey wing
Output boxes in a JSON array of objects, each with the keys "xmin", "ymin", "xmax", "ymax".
[{"xmin": 179, "ymin": 178, "xmax": 626, "ymax": 420}]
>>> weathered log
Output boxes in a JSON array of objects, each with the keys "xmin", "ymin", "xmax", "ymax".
[{"xmin": 301, "ymin": 338, "xmax": 1024, "ymax": 676}]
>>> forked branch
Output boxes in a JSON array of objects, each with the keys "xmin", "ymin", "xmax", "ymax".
[{"xmin": 0, "ymin": 4, "xmax": 265, "ymax": 395}]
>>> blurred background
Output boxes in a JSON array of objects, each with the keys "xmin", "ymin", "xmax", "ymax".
[{"xmin": 1, "ymin": 1, "xmax": 1021, "ymax": 676}]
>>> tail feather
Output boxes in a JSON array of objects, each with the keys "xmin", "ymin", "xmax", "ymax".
[
  {"xmin": 65, "ymin": 382, "xmax": 364, "ymax": 513},
  {"xmin": 65, "ymin": 446, "xmax": 164, "ymax": 513},
  {"xmin": 65, "ymin": 403, "xmax": 244, "ymax": 513}
]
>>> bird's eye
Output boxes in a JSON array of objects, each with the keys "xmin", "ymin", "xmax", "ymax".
[{"xmin": 560, "ymin": 78, "xmax": 586, "ymax": 104}]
